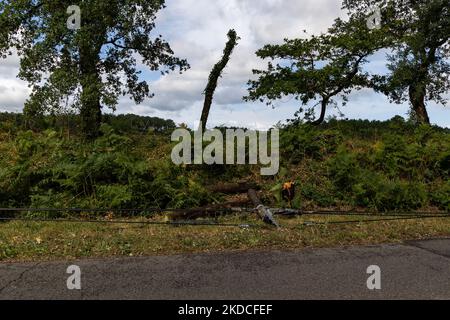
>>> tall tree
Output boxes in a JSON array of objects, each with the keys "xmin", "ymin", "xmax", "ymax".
[
  {"xmin": 0, "ymin": 0, "xmax": 188, "ymax": 138},
  {"xmin": 245, "ymin": 18, "xmax": 387, "ymax": 125},
  {"xmin": 343, "ymin": 0, "xmax": 450, "ymax": 124}
]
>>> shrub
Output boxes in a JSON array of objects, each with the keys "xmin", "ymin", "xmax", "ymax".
[
  {"xmin": 429, "ymin": 181, "xmax": 450, "ymax": 211},
  {"xmin": 327, "ymin": 147, "xmax": 360, "ymax": 193},
  {"xmin": 281, "ymin": 124, "xmax": 342, "ymax": 163}
]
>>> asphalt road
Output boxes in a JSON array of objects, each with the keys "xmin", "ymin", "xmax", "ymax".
[{"xmin": 1, "ymin": 238, "xmax": 450, "ymax": 299}]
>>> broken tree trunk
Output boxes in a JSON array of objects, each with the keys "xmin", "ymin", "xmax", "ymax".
[
  {"xmin": 208, "ymin": 182, "xmax": 260, "ymax": 194},
  {"xmin": 199, "ymin": 29, "xmax": 239, "ymax": 131},
  {"xmin": 169, "ymin": 200, "xmax": 250, "ymax": 220},
  {"xmin": 247, "ymin": 189, "xmax": 280, "ymax": 228}
]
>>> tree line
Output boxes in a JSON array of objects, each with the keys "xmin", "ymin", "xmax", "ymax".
[{"xmin": 0, "ymin": 112, "xmax": 176, "ymax": 134}]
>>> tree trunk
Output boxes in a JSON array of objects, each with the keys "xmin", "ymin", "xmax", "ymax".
[
  {"xmin": 208, "ymin": 182, "xmax": 260, "ymax": 194},
  {"xmin": 79, "ymin": 47, "xmax": 102, "ymax": 139},
  {"xmin": 310, "ymin": 97, "xmax": 329, "ymax": 126},
  {"xmin": 409, "ymin": 84, "xmax": 430, "ymax": 125},
  {"xmin": 199, "ymin": 29, "xmax": 238, "ymax": 131}
]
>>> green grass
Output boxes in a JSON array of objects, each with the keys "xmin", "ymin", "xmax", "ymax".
[{"xmin": 1, "ymin": 213, "xmax": 450, "ymax": 262}]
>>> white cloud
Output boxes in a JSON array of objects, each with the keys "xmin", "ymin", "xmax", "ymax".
[
  {"xmin": 0, "ymin": 0, "xmax": 448, "ymax": 128},
  {"xmin": 135, "ymin": 0, "xmax": 344, "ymax": 126},
  {"xmin": 0, "ymin": 51, "xmax": 30, "ymax": 112}
]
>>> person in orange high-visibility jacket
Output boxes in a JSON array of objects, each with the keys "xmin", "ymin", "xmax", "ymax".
[{"xmin": 282, "ymin": 181, "xmax": 295, "ymax": 208}]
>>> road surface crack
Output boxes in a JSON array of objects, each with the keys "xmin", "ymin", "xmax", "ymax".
[
  {"xmin": 0, "ymin": 262, "xmax": 41, "ymax": 294},
  {"xmin": 405, "ymin": 242, "xmax": 450, "ymax": 261}
]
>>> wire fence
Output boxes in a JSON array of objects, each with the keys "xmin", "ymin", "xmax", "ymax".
[
  {"xmin": 0, "ymin": 206, "xmax": 449, "ymax": 229},
  {"xmin": 0, "ymin": 216, "xmax": 255, "ymax": 228},
  {"xmin": 1, "ymin": 207, "xmax": 448, "ymax": 216}
]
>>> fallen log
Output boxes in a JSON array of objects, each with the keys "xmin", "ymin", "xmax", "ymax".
[
  {"xmin": 247, "ymin": 189, "xmax": 280, "ymax": 228},
  {"xmin": 168, "ymin": 200, "xmax": 251, "ymax": 220},
  {"xmin": 208, "ymin": 182, "xmax": 260, "ymax": 194}
]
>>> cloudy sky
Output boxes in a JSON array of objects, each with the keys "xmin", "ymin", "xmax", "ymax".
[{"xmin": 0, "ymin": 0, "xmax": 448, "ymax": 129}]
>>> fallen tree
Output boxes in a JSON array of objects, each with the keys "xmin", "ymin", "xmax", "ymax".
[
  {"xmin": 168, "ymin": 200, "xmax": 250, "ymax": 220},
  {"xmin": 208, "ymin": 182, "xmax": 260, "ymax": 194}
]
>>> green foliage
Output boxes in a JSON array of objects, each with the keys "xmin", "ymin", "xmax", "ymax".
[
  {"xmin": 246, "ymin": 13, "xmax": 389, "ymax": 124},
  {"xmin": 300, "ymin": 179, "xmax": 336, "ymax": 208},
  {"xmin": 430, "ymin": 181, "xmax": 450, "ymax": 211},
  {"xmin": 352, "ymin": 174, "xmax": 428, "ymax": 211},
  {"xmin": 0, "ymin": 117, "xmax": 448, "ymax": 213},
  {"xmin": 343, "ymin": 0, "xmax": 450, "ymax": 124},
  {"xmin": 323, "ymin": 120, "xmax": 450, "ymax": 211},
  {"xmin": 248, "ymin": 0, "xmax": 448, "ymax": 125},
  {"xmin": 0, "ymin": 124, "xmax": 213, "ymax": 213},
  {"xmin": 0, "ymin": 112, "xmax": 176, "ymax": 135},
  {"xmin": 102, "ymin": 114, "xmax": 176, "ymax": 134},
  {"xmin": 327, "ymin": 152, "xmax": 431, "ymax": 212},
  {"xmin": 0, "ymin": 0, "xmax": 188, "ymax": 138},
  {"xmin": 280, "ymin": 125, "xmax": 342, "ymax": 163}
]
